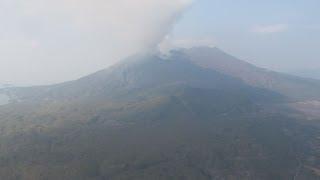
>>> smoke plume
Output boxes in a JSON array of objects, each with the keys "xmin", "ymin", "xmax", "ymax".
[{"xmin": 0, "ymin": 0, "xmax": 192, "ymax": 85}]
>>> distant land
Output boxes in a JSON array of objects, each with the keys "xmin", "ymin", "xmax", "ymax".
[
  {"xmin": 288, "ymin": 69, "xmax": 320, "ymax": 80},
  {"xmin": 0, "ymin": 84, "xmax": 13, "ymax": 89}
]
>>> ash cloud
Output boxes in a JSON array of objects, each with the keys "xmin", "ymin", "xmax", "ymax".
[{"xmin": 0, "ymin": 0, "xmax": 193, "ymax": 85}]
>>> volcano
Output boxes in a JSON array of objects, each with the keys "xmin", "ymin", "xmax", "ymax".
[{"xmin": 0, "ymin": 47, "xmax": 319, "ymax": 180}]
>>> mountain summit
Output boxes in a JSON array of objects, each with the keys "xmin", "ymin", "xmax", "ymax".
[{"xmin": 0, "ymin": 47, "xmax": 319, "ymax": 180}]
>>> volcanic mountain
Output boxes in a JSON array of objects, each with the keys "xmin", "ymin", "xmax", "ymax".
[
  {"xmin": 0, "ymin": 47, "xmax": 319, "ymax": 180},
  {"xmin": 182, "ymin": 47, "xmax": 320, "ymax": 101}
]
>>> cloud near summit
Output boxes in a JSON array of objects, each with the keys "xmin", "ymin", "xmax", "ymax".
[
  {"xmin": 251, "ymin": 24, "xmax": 289, "ymax": 34},
  {"xmin": 0, "ymin": 0, "xmax": 193, "ymax": 85}
]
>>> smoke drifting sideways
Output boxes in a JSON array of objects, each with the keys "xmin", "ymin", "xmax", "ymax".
[{"xmin": 0, "ymin": 0, "xmax": 193, "ymax": 85}]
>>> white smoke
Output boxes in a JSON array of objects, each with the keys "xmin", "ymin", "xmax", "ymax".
[{"xmin": 0, "ymin": 0, "xmax": 193, "ymax": 85}]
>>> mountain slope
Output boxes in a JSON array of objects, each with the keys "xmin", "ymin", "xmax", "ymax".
[
  {"xmin": 1, "ymin": 53, "xmax": 282, "ymax": 104},
  {"xmin": 181, "ymin": 47, "xmax": 320, "ymax": 101},
  {"xmin": 290, "ymin": 69, "xmax": 320, "ymax": 80},
  {"xmin": 0, "ymin": 49, "xmax": 319, "ymax": 180}
]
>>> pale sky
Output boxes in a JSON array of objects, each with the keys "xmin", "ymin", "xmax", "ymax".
[
  {"xmin": 171, "ymin": 0, "xmax": 320, "ymax": 72},
  {"xmin": 0, "ymin": 0, "xmax": 319, "ymax": 85},
  {"xmin": 0, "ymin": 0, "xmax": 192, "ymax": 85}
]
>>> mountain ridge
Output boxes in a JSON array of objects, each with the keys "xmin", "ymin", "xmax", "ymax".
[
  {"xmin": 3, "ymin": 47, "xmax": 320, "ymax": 102},
  {"xmin": 0, "ymin": 47, "xmax": 319, "ymax": 179},
  {"xmin": 180, "ymin": 46, "xmax": 320, "ymax": 101}
]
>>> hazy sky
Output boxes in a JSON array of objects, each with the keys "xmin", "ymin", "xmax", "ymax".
[
  {"xmin": 0, "ymin": 0, "xmax": 319, "ymax": 85},
  {"xmin": 0, "ymin": 0, "xmax": 192, "ymax": 85},
  {"xmin": 171, "ymin": 0, "xmax": 320, "ymax": 72}
]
